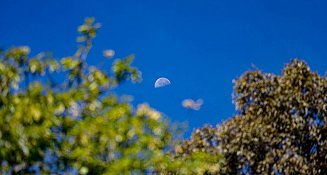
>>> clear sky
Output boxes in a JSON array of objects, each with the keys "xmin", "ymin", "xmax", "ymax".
[{"xmin": 1, "ymin": 0, "xmax": 326, "ymax": 135}]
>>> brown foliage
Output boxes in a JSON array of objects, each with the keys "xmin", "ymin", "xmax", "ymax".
[{"xmin": 176, "ymin": 59, "xmax": 327, "ymax": 174}]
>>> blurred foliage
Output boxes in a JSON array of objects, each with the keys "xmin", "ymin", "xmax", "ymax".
[
  {"xmin": 0, "ymin": 18, "xmax": 219, "ymax": 174},
  {"xmin": 176, "ymin": 59, "xmax": 327, "ymax": 174}
]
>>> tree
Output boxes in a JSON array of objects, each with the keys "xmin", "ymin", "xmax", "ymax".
[
  {"xmin": 177, "ymin": 60, "xmax": 327, "ymax": 174},
  {"xmin": 0, "ymin": 18, "xmax": 218, "ymax": 174}
]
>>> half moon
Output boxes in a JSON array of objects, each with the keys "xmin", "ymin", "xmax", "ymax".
[{"xmin": 154, "ymin": 77, "xmax": 171, "ymax": 88}]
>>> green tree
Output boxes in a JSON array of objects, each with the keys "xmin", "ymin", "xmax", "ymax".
[
  {"xmin": 177, "ymin": 60, "xmax": 327, "ymax": 174},
  {"xmin": 164, "ymin": 125, "xmax": 223, "ymax": 174},
  {"xmin": 0, "ymin": 18, "xmax": 219, "ymax": 174}
]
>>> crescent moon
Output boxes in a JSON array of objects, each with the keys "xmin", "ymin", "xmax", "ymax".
[{"xmin": 154, "ymin": 77, "xmax": 171, "ymax": 88}]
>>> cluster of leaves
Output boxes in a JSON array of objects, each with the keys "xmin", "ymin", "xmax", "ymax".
[
  {"xmin": 175, "ymin": 59, "xmax": 327, "ymax": 174},
  {"xmin": 162, "ymin": 126, "xmax": 223, "ymax": 174},
  {"xmin": 0, "ymin": 18, "xmax": 219, "ymax": 174}
]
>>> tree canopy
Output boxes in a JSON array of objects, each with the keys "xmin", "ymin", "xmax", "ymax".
[{"xmin": 176, "ymin": 59, "xmax": 327, "ymax": 174}]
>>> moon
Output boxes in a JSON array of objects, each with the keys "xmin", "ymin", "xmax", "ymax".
[{"xmin": 154, "ymin": 77, "xmax": 171, "ymax": 88}]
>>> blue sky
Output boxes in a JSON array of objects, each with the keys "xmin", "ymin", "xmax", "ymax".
[{"xmin": 1, "ymin": 0, "xmax": 326, "ymax": 135}]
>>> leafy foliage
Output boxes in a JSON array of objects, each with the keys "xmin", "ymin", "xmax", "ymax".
[
  {"xmin": 177, "ymin": 60, "xmax": 327, "ymax": 174},
  {"xmin": 163, "ymin": 126, "xmax": 223, "ymax": 174},
  {"xmin": 0, "ymin": 18, "xmax": 219, "ymax": 174}
]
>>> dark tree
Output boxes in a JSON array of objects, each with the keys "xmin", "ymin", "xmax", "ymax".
[{"xmin": 175, "ymin": 60, "xmax": 327, "ymax": 174}]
